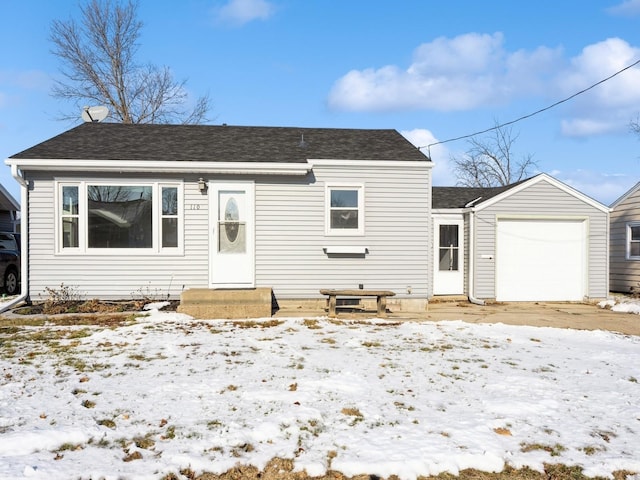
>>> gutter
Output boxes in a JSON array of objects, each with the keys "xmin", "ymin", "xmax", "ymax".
[
  {"xmin": 467, "ymin": 209, "xmax": 485, "ymax": 306},
  {"xmin": 5, "ymin": 159, "xmax": 312, "ymax": 176},
  {"xmin": 0, "ymin": 164, "xmax": 29, "ymax": 313}
]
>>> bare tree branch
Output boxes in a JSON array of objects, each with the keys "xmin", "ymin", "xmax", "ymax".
[
  {"xmin": 451, "ymin": 122, "xmax": 538, "ymax": 187},
  {"xmin": 50, "ymin": 0, "xmax": 212, "ymax": 124},
  {"xmin": 630, "ymin": 114, "xmax": 640, "ymax": 137}
]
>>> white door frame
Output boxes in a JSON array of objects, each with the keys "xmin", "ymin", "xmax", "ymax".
[
  {"xmin": 433, "ymin": 214, "xmax": 465, "ymax": 295},
  {"xmin": 209, "ymin": 181, "xmax": 255, "ymax": 288}
]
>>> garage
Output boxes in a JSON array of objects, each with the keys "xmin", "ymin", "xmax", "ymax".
[{"xmin": 496, "ymin": 218, "xmax": 586, "ymax": 301}]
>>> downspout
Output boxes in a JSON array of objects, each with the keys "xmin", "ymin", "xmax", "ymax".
[
  {"xmin": 0, "ymin": 164, "xmax": 29, "ymax": 313},
  {"xmin": 467, "ymin": 209, "xmax": 485, "ymax": 306}
]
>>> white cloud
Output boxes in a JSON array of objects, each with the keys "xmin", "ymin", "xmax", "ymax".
[
  {"xmin": 328, "ymin": 33, "xmax": 562, "ymax": 112},
  {"xmin": 607, "ymin": 0, "xmax": 640, "ymax": 16},
  {"xmin": 401, "ymin": 128, "xmax": 457, "ymax": 186},
  {"xmin": 212, "ymin": 0, "xmax": 275, "ymax": 26},
  {"xmin": 329, "ymin": 33, "xmax": 640, "ymax": 139},
  {"xmin": 549, "ymin": 168, "xmax": 636, "ymax": 205},
  {"xmin": 555, "ymin": 38, "xmax": 640, "ymax": 136}
]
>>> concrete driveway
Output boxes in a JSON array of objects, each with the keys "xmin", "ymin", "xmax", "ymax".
[
  {"xmin": 278, "ymin": 300, "xmax": 640, "ymax": 336},
  {"xmin": 411, "ymin": 301, "xmax": 640, "ymax": 336}
]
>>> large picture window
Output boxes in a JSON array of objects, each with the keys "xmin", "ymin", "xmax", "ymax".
[
  {"xmin": 57, "ymin": 181, "xmax": 182, "ymax": 253},
  {"xmin": 627, "ymin": 223, "xmax": 640, "ymax": 259},
  {"xmin": 325, "ymin": 184, "xmax": 364, "ymax": 235},
  {"xmin": 88, "ymin": 185, "xmax": 153, "ymax": 248}
]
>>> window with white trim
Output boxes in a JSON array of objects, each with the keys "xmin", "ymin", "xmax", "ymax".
[
  {"xmin": 57, "ymin": 181, "xmax": 183, "ymax": 254},
  {"xmin": 627, "ymin": 223, "xmax": 640, "ymax": 259},
  {"xmin": 325, "ymin": 184, "xmax": 364, "ymax": 235}
]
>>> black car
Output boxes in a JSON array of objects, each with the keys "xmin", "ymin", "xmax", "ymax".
[{"xmin": 0, "ymin": 232, "xmax": 20, "ymax": 295}]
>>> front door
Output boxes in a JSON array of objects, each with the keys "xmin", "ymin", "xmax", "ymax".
[
  {"xmin": 210, "ymin": 181, "xmax": 255, "ymax": 288},
  {"xmin": 433, "ymin": 215, "xmax": 464, "ymax": 295}
]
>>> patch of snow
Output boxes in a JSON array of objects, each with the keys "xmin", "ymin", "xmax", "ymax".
[
  {"xmin": 0, "ymin": 310, "xmax": 639, "ymax": 479},
  {"xmin": 599, "ymin": 296, "xmax": 640, "ymax": 314},
  {"xmin": 143, "ymin": 301, "xmax": 170, "ymax": 311}
]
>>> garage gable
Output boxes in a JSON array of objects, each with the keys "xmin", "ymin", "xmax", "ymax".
[{"xmin": 474, "ymin": 174, "xmax": 609, "ymax": 215}]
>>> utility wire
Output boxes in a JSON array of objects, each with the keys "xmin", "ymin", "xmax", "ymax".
[{"xmin": 422, "ymin": 58, "xmax": 640, "ymax": 157}]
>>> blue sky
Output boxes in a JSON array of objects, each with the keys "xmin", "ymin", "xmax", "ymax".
[{"xmin": 2, "ymin": 0, "xmax": 640, "ymax": 205}]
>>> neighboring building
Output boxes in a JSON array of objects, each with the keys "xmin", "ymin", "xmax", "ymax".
[
  {"xmin": 609, "ymin": 181, "xmax": 640, "ymax": 294},
  {"xmin": 5, "ymin": 123, "xmax": 432, "ymax": 307},
  {"xmin": 0, "ymin": 183, "xmax": 19, "ymax": 232},
  {"xmin": 433, "ymin": 174, "xmax": 609, "ymax": 302}
]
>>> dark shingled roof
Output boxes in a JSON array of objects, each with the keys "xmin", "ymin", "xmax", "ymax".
[
  {"xmin": 432, "ymin": 179, "xmax": 529, "ymax": 209},
  {"xmin": 10, "ymin": 123, "xmax": 429, "ymax": 163}
]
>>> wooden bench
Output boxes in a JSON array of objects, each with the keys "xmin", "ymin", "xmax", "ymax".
[{"xmin": 320, "ymin": 289, "xmax": 396, "ymax": 317}]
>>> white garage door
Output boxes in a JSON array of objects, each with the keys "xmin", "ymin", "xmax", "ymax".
[{"xmin": 496, "ymin": 219, "xmax": 586, "ymax": 301}]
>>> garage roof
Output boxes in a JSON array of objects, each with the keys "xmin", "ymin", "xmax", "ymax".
[{"xmin": 432, "ymin": 183, "xmax": 522, "ymax": 209}]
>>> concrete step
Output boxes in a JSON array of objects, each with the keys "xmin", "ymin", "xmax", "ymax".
[{"xmin": 177, "ymin": 287, "xmax": 273, "ymax": 319}]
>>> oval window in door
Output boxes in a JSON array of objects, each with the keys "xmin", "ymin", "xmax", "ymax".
[{"xmin": 224, "ymin": 197, "xmax": 240, "ymax": 243}]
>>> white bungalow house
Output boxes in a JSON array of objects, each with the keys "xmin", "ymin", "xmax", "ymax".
[
  {"xmin": 4, "ymin": 123, "xmax": 610, "ymax": 313},
  {"xmin": 5, "ymin": 123, "xmax": 433, "ymax": 311}
]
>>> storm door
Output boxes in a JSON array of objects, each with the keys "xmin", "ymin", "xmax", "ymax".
[
  {"xmin": 210, "ymin": 182, "xmax": 255, "ymax": 288},
  {"xmin": 433, "ymin": 216, "xmax": 464, "ymax": 295}
]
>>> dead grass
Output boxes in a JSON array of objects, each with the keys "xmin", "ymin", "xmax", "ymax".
[
  {"xmin": 160, "ymin": 458, "xmax": 635, "ymax": 479},
  {"xmin": 2, "ymin": 312, "xmax": 637, "ymax": 480},
  {"xmin": 0, "ymin": 313, "xmax": 143, "ymax": 328}
]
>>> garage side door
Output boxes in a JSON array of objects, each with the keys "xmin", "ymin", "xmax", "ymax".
[{"xmin": 496, "ymin": 219, "xmax": 586, "ymax": 301}]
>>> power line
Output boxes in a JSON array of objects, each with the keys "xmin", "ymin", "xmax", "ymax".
[{"xmin": 421, "ymin": 57, "xmax": 640, "ymax": 157}]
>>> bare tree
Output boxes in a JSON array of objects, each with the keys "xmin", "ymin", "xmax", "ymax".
[
  {"xmin": 50, "ymin": 0, "xmax": 211, "ymax": 124},
  {"xmin": 630, "ymin": 115, "xmax": 640, "ymax": 137},
  {"xmin": 451, "ymin": 123, "xmax": 538, "ymax": 187}
]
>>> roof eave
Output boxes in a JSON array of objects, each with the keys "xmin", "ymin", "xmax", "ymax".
[{"xmin": 5, "ymin": 158, "xmax": 312, "ymax": 176}]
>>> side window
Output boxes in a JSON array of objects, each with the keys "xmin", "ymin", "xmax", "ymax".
[
  {"xmin": 61, "ymin": 185, "xmax": 80, "ymax": 248},
  {"xmin": 326, "ymin": 184, "xmax": 364, "ymax": 235},
  {"xmin": 438, "ymin": 224, "xmax": 459, "ymax": 271},
  {"xmin": 628, "ymin": 223, "xmax": 640, "ymax": 259},
  {"xmin": 161, "ymin": 186, "xmax": 179, "ymax": 248}
]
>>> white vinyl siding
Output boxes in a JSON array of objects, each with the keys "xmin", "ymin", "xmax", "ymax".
[
  {"xmin": 255, "ymin": 163, "xmax": 432, "ymax": 299},
  {"xmin": 26, "ymin": 172, "xmax": 208, "ymax": 300},
  {"xmin": 610, "ymin": 184, "xmax": 640, "ymax": 293},
  {"xmin": 472, "ymin": 179, "xmax": 608, "ymax": 300},
  {"xmin": 25, "ymin": 161, "xmax": 432, "ymax": 301}
]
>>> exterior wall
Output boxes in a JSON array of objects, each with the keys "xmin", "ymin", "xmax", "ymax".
[
  {"xmin": 472, "ymin": 179, "xmax": 608, "ymax": 300},
  {"xmin": 26, "ymin": 172, "xmax": 210, "ymax": 301},
  {"xmin": 25, "ymin": 162, "xmax": 432, "ymax": 301},
  {"xmin": 610, "ymin": 184, "xmax": 640, "ymax": 293},
  {"xmin": 255, "ymin": 162, "xmax": 432, "ymax": 300}
]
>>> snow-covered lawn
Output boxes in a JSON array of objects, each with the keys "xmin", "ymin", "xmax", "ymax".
[{"xmin": 1, "ymin": 306, "xmax": 639, "ymax": 480}]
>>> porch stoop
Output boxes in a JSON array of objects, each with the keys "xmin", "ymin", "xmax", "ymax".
[{"xmin": 177, "ymin": 288, "xmax": 273, "ymax": 319}]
